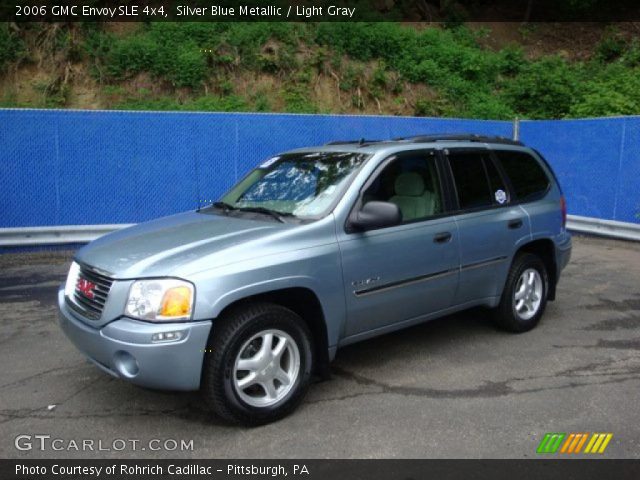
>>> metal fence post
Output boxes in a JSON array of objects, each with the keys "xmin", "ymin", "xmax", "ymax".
[{"xmin": 512, "ymin": 117, "xmax": 520, "ymax": 141}]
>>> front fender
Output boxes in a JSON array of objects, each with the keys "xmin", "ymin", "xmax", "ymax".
[
  {"xmin": 189, "ymin": 245, "xmax": 347, "ymax": 349},
  {"xmin": 210, "ymin": 275, "xmax": 324, "ymax": 317}
]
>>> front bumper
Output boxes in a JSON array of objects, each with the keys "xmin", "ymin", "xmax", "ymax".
[{"xmin": 58, "ymin": 288, "xmax": 212, "ymax": 391}]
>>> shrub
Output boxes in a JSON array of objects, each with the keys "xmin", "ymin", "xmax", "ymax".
[
  {"xmin": 502, "ymin": 56, "xmax": 578, "ymax": 119},
  {"xmin": 102, "ymin": 32, "xmax": 161, "ymax": 80},
  {"xmin": 595, "ymin": 28, "xmax": 627, "ymax": 62},
  {"xmin": 116, "ymin": 94, "xmax": 249, "ymax": 112},
  {"xmin": 570, "ymin": 66, "xmax": 640, "ymax": 117},
  {"xmin": 282, "ymin": 85, "xmax": 318, "ymax": 113},
  {"xmin": 167, "ymin": 44, "xmax": 207, "ymax": 88},
  {"xmin": 0, "ymin": 23, "xmax": 24, "ymax": 71},
  {"xmin": 496, "ymin": 45, "xmax": 526, "ymax": 75},
  {"xmin": 465, "ymin": 92, "xmax": 516, "ymax": 120}
]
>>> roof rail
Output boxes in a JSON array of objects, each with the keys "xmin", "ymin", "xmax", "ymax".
[
  {"xmin": 393, "ymin": 134, "xmax": 523, "ymax": 146},
  {"xmin": 325, "ymin": 134, "xmax": 524, "ymax": 147},
  {"xmin": 325, "ymin": 138, "xmax": 382, "ymax": 146}
]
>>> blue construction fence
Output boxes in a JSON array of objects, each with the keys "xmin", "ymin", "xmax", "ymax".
[{"xmin": 1, "ymin": 109, "xmax": 639, "ymax": 227}]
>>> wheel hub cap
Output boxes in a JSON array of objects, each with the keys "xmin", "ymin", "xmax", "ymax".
[
  {"xmin": 233, "ymin": 329, "xmax": 301, "ymax": 408},
  {"xmin": 513, "ymin": 268, "xmax": 543, "ymax": 321}
]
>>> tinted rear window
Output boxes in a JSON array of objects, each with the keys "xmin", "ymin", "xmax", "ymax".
[
  {"xmin": 494, "ymin": 150, "xmax": 551, "ymax": 202},
  {"xmin": 448, "ymin": 150, "xmax": 508, "ymax": 209}
]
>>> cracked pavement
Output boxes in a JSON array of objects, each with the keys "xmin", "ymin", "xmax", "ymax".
[{"xmin": 1, "ymin": 236, "xmax": 639, "ymax": 458}]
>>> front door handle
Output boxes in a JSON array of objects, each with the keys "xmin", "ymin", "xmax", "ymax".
[
  {"xmin": 508, "ymin": 219, "xmax": 523, "ymax": 229},
  {"xmin": 433, "ymin": 232, "xmax": 452, "ymax": 243}
]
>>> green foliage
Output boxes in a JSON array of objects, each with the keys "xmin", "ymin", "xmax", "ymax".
[
  {"xmin": 257, "ymin": 43, "xmax": 298, "ymax": 73},
  {"xmin": 496, "ymin": 46, "xmax": 526, "ymax": 75},
  {"xmin": 0, "ymin": 23, "xmax": 24, "ymax": 71},
  {"xmin": 570, "ymin": 65, "xmax": 640, "ymax": 117},
  {"xmin": 315, "ymin": 23, "xmax": 511, "ymax": 115},
  {"xmin": 102, "ymin": 32, "xmax": 162, "ymax": 78},
  {"xmin": 465, "ymin": 92, "xmax": 516, "ymax": 120},
  {"xmin": 98, "ymin": 26, "xmax": 208, "ymax": 88},
  {"xmin": 502, "ymin": 57, "xmax": 578, "ymax": 119},
  {"xmin": 116, "ymin": 93, "xmax": 249, "ymax": 112},
  {"xmin": 251, "ymin": 91, "xmax": 271, "ymax": 112},
  {"xmin": 595, "ymin": 28, "xmax": 627, "ymax": 62},
  {"xmin": 90, "ymin": 22, "xmax": 309, "ymax": 88},
  {"xmin": 3, "ymin": 21, "xmax": 640, "ymax": 119},
  {"xmin": 169, "ymin": 44, "xmax": 207, "ymax": 87},
  {"xmin": 413, "ymin": 96, "xmax": 457, "ymax": 118},
  {"xmin": 282, "ymin": 84, "xmax": 318, "ymax": 113},
  {"xmin": 621, "ymin": 39, "xmax": 640, "ymax": 67},
  {"xmin": 339, "ymin": 64, "xmax": 363, "ymax": 91}
]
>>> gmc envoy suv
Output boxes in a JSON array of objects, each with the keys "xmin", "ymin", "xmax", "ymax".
[{"xmin": 58, "ymin": 134, "xmax": 571, "ymax": 425}]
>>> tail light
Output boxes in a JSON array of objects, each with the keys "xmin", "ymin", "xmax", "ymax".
[{"xmin": 560, "ymin": 195, "xmax": 567, "ymax": 229}]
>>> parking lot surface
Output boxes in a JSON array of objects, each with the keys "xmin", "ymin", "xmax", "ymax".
[{"xmin": 1, "ymin": 235, "xmax": 639, "ymax": 459}]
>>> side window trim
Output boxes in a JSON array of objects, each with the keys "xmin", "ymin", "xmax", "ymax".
[
  {"xmin": 438, "ymin": 148, "xmax": 461, "ymax": 212},
  {"xmin": 486, "ymin": 149, "xmax": 515, "ymax": 204},
  {"xmin": 344, "ymin": 149, "xmax": 449, "ymax": 234},
  {"xmin": 532, "ymin": 148, "xmax": 561, "ymax": 194},
  {"xmin": 444, "ymin": 147, "xmax": 515, "ymax": 215}
]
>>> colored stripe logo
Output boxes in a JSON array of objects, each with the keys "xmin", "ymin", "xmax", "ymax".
[{"xmin": 537, "ymin": 433, "xmax": 613, "ymax": 454}]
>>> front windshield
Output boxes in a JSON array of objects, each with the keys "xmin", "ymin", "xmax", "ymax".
[{"xmin": 219, "ymin": 151, "xmax": 369, "ymax": 219}]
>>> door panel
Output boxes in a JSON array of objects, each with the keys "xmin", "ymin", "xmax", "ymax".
[
  {"xmin": 338, "ymin": 218, "xmax": 460, "ymax": 337},
  {"xmin": 454, "ymin": 207, "xmax": 530, "ymax": 303}
]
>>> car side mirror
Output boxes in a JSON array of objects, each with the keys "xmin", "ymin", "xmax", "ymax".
[{"xmin": 350, "ymin": 201, "xmax": 402, "ymax": 231}]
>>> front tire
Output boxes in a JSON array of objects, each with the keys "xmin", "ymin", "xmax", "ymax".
[
  {"xmin": 494, "ymin": 253, "xmax": 549, "ymax": 333},
  {"xmin": 201, "ymin": 302, "xmax": 313, "ymax": 425}
]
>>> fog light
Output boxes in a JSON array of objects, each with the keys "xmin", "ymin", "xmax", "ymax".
[
  {"xmin": 151, "ymin": 331, "xmax": 183, "ymax": 343},
  {"xmin": 113, "ymin": 351, "xmax": 139, "ymax": 378}
]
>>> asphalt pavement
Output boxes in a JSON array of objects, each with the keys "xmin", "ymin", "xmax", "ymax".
[{"xmin": 1, "ymin": 235, "xmax": 639, "ymax": 459}]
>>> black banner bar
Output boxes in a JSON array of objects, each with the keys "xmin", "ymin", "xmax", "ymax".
[
  {"xmin": 3, "ymin": 0, "xmax": 640, "ymax": 22},
  {"xmin": 3, "ymin": 459, "xmax": 640, "ymax": 480}
]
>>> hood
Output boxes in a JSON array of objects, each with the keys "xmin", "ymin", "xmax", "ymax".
[{"xmin": 75, "ymin": 211, "xmax": 289, "ymax": 279}]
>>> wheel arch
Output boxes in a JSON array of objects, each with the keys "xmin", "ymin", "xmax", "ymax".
[
  {"xmin": 514, "ymin": 238, "xmax": 557, "ymax": 300},
  {"xmin": 213, "ymin": 287, "xmax": 331, "ymax": 379}
]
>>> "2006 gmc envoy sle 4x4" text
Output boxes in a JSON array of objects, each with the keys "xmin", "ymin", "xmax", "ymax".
[{"xmin": 59, "ymin": 133, "xmax": 571, "ymax": 425}]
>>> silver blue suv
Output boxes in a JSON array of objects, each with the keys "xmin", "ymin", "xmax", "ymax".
[{"xmin": 58, "ymin": 134, "xmax": 572, "ymax": 425}]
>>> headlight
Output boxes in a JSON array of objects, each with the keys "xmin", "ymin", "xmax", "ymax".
[
  {"xmin": 125, "ymin": 279, "xmax": 194, "ymax": 322},
  {"xmin": 64, "ymin": 261, "xmax": 80, "ymax": 297}
]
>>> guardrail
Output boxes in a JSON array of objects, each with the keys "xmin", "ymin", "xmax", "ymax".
[
  {"xmin": 566, "ymin": 215, "xmax": 640, "ymax": 242},
  {"xmin": 0, "ymin": 215, "xmax": 638, "ymax": 247},
  {"xmin": 0, "ymin": 224, "xmax": 134, "ymax": 247}
]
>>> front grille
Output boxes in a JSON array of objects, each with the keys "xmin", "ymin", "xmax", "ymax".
[{"xmin": 66, "ymin": 265, "xmax": 113, "ymax": 320}]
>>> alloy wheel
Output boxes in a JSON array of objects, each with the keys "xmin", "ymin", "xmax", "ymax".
[{"xmin": 232, "ymin": 329, "xmax": 301, "ymax": 408}]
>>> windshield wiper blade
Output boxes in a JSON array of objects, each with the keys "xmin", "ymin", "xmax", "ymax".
[
  {"xmin": 235, "ymin": 206, "xmax": 294, "ymax": 223},
  {"xmin": 202, "ymin": 201, "xmax": 237, "ymax": 213}
]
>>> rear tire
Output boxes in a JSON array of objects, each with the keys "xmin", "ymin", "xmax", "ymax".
[
  {"xmin": 494, "ymin": 253, "xmax": 548, "ymax": 333},
  {"xmin": 201, "ymin": 302, "xmax": 313, "ymax": 425}
]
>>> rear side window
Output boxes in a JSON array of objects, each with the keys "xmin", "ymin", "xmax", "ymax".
[
  {"xmin": 447, "ymin": 150, "xmax": 508, "ymax": 210},
  {"xmin": 494, "ymin": 150, "xmax": 551, "ymax": 202}
]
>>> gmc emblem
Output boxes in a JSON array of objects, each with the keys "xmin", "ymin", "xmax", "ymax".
[{"xmin": 77, "ymin": 278, "xmax": 96, "ymax": 299}]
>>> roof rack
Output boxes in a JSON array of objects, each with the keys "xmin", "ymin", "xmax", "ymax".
[
  {"xmin": 393, "ymin": 134, "xmax": 523, "ymax": 146},
  {"xmin": 325, "ymin": 138, "xmax": 382, "ymax": 146},
  {"xmin": 325, "ymin": 134, "xmax": 523, "ymax": 147}
]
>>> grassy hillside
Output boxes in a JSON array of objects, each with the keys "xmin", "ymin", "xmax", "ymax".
[{"xmin": 1, "ymin": 22, "xmax": 640, "ymax": 119}]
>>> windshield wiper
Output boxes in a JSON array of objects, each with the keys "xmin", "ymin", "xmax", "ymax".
[
  {"xmin": 235, "ymin": 206, "xmax": 294, "ymax": 223},
  {"xmin": 201, "ymin": 201, "xmax": 237, "ymax": 213}
]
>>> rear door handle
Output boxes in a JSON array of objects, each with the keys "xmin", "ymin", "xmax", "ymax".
[
  {"xmin": 433, "ymin": 232, "xmax": 452, "ymax": 243},
  {"xmin": 508, "ymin": 218, "xmax": 523, "ymax": 229}
]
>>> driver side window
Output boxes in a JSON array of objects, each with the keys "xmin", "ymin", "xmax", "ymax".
[{"xmin": 363, "ymin": 151, "xmax": 443, "ymax": 223}]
